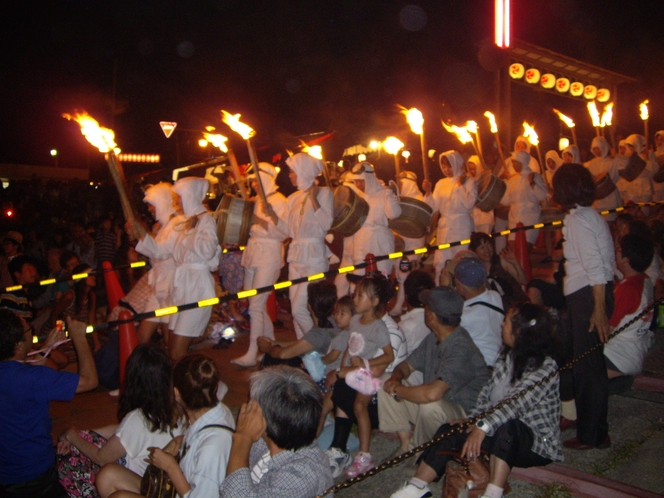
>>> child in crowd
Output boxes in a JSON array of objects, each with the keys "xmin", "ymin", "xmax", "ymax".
[
  {"xmin": 326, "ymin": 274, "xmax": 394, "ymax": 478},
  {"xmin": 318, "ymin": 295, "xmax": 353, "ymax": 437}
]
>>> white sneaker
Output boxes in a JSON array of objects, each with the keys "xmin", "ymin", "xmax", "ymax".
[
  {"xmin": 390, "ymin": 480, "xmax": 433, "ymax": 498},
  {"xmin": 325, "ymin": 447, "xmax": 351, "ymax": 478}
]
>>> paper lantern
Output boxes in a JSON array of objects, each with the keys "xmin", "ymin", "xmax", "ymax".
[
  {"xmin": 584, "ymin": 85, "xmax": 597, "ymax": 100},
  {"xmin": 597, "ymin": 88, "xmax": 611, "ymax": 103},
  {"xmin": 509, "ymin": 63, "xmax": 525, "ymax": 79},
  {"xmin": 556, "ymin": 77, "xmax": 570, "ymax": 93},
  {"xmin": 570, "ymin": 82, "xmax": 584, "ymax": 97},
  {"xmin": 540, "ymin": 73, "xmax": 556, "ymax": 89},
  {"xmin": 559, "ymin": 137, "xmax": 570, "ymax": 151},
  {"xmin": 525, "ymin": 68, "xmax": 541, "ymax": 84}
]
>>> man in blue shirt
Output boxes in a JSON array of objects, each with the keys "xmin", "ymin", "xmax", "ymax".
[{"xmin": 0, "ymin": 310, "xmax": 98, "ymax": 497}]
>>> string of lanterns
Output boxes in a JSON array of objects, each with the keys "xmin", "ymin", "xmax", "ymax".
[{"xmin": 508, "ymin": 63, "xmax": 610, "ymax": 102}]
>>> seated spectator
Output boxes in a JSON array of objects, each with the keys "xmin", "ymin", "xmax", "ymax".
[
  {"xmin": 453, "ymin": 257, "xmax": 505, "ymax": 367},
  {"xmin": 378, "ymin": 286, "xmax": 489, "ymax": 458},
  {"xmin": 0, "ymin": 312, "xmax": 98, "ymax": 498},
  {"xmin": 1, "ymin": 255, "xmax": 38, "ymax": 322},
  {"xmin": 1, "ymin": 230, "xmax": 24, "ymax": 289},
  {"xmin": 220, "ymin": 366, "xmax": 333, "ymax": 498},
  {"xmin": 390, "ymin": 303, "xmax": 562, "ymax": 498},
  {"xmin": 257, "ymin": 281, "xmax": 339, "ymax": 377},
  {"xmin": 56, "ymin": 344, "xmax": 183, "ymax": 497},
  {"xmin": 605, "ymin": 233, "xmax": 655, "ymax": 379},
  {"xmin": 97, "ymin": 354, "xmax": 235, "ymax": 498},
  {"xmin": 468, "ymin": 232, "xmax": 528, "ymax": 311},
  {"xmin": 396, "ymin": 271, "xmax": 435, "ymax": 368}
]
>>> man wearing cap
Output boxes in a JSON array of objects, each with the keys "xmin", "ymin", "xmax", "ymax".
[
  {"xmin": 377, "ymin": 286, "xmax": 489, "ymax": 455},
  {"xmin": 1, "ymin": 231, "xmax": 24, "ymax": 290},
  {"xmin": 454, "ymin": 257, "xmax": 505, "ymax": 368}
]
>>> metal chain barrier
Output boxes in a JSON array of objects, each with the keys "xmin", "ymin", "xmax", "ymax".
[{"xmin": 315, "ymin": 298, "xmax": 662, "ymax": 496}]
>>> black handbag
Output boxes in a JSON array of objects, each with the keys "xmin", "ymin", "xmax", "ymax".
[{"xmin": 139, "ymin": 424, "xmax": 234, "ymax": 498}]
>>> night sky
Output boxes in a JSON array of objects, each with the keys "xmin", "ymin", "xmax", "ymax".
[{"xmin": 2, "ymin": 0, "xmax": 663, "ymax": 180}]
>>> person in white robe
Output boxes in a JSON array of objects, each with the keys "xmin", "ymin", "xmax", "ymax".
[
  {"xmin": 562, "ymin": 144, "xmax": 581, "ymax": 164},
  {"xmin": 467, "ymin": 155, "xmax": 495, "ymax": 235},
  {"xmin": 129, "ymin": 177, "xmax": 221, "ymax": 361},
  {"xmin": 584, "ymin": 136, "xmax": 622, "ymax": 222},
  {"xmin": 621, "ymin": 134, "xmax": 656, "ymax": 212},
  {"xmin": 423, "ymin": 150, "xmax": 476, "ymax": 285},
  {"xmin": 500, "ymin": 150, "xmax": 548, "ymax": 247},
  {"xmin": 285, "ymin": 152, "xmax": 334, "ymax": 339},
  {"xmin": 351, "ymin": 161, "xmax": 401, "ymax": 278},
  {"xmin": 334, "ymin": 171, "xmax": 362, "ymax": 299},
  {"xmin": 136, "ymin": 182, "xmax": 182, "ymax": 344},
  {"xmin": 390, "ymin": 171, "xmax": 426, "ymax": 317},
  {"xmin": 232, "ymin": 163, "xmax": 289, "ymax": 367}
]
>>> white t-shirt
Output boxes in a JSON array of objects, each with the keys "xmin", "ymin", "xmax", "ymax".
[
  {"xmin": 115, "ymin": 409, "xmax": 185, "ymax": 475},
  {"xmin": 461, "ymin": 290, "xmax": 505, "ymax": 367}
]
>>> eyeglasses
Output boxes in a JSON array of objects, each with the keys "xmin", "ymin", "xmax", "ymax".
[{"xmin": 351, "ymin": 162, "xmax": 374, "ymax": 175}]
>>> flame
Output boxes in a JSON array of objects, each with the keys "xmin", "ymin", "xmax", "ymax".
[
  {"xmin": 62, "ymin": 111, "xmax": 119, "ymax": 153},
  {"xmin": 640, "ymin": 100, "xmax": 649, "ymax": 121},
  {"xmin": 587, "ymin": 101, "xmax": 601, "ymax": 127},
  {"xmin": 442, "ymin": 121, "xmax": 474, "ymax": 144},
  {"xmin": 553, "ymin": 109, "xmax": 575, "ymax": 128},
  {"xmin": 522, "ymin": 122, "xmax": 539, "ymax": 146},
  {"xmin": 466, "ymin": 120, "xmax": 479, "ymax": 134},
  {"xmin": 383, "ymin": 136, "xmax": 404, "ymax": 155},
  {"xmin": 303, "ymin": 144, "xmax": 323, "ymax": 160},
  {"xmin": 484, "ymin": 111, "xmax": 498, "ymax": 133},
  {"xmin": 400, "ymin": 107, "xmax": 424, "ymax": 135},
  {"xmin": 203, "ymin": 132, "xmax": 229, "ymax": 152},
  {"xmin": 600, "ymin": 103, "xmax": 614, "ymax": 127},
  {"xmin": 221, "ymin": 110, "xmax": 255, "ymax": 140}
]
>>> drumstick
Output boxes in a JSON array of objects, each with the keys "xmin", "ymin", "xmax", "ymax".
[{"xmin": 105, "ymin": 152, "xmax": 139, "ymax": 236}]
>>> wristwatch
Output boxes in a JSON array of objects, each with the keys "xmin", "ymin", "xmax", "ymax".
[{"xmin": 476, "ymin": 420, "xmax": 485, "ymax": 428}]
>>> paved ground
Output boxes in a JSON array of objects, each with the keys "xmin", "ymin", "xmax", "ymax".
[{"xmin": 50, "ymin": 243, "xmax": 664, "ymax": 497}]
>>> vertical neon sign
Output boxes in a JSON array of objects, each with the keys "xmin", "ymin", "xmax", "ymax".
[{"xmin": 495, "ymin": 0, "xmax": 510, "ymax": 47}]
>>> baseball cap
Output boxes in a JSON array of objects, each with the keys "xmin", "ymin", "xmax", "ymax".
[
  {"xmin": 454, "ymin": 257, "xmax": 487, "ymax": 288},
  {"xmin": 418, "ymin": 286, "xmax": 464, "ymax": 318}
]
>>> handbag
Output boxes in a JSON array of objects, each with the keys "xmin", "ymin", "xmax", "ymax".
[
  {"xmin": 139, "ymin": 424, "xmax": 234, "ymax": 498},
  {"xmin": 441, "ymin": 452, "xmax": 510, "ymax": 498},
  {"xmin": 345, "ymin": 358, "xmax": 382, "ymax": 396},
  {"xmin": 302, "ymin": 350, "xmax": 326, "ymax": 382}
]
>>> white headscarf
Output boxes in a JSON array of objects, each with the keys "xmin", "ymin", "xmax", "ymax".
[
  {"xmin": 467, "ymin": 155, "xmax": 484, "ymax": 175},
  {"xmin": 439, "ymin": 150, "xmax": 464, "ymax": 179},
  {"xmin": 352, "ymin": 162, "xmax": 381, "ymax": 195},
  {"xmin": 624, "ymin": 134, "xmax": 646, "ymax": 154},
  {"xmin": 173, "ymin": 177, "xmax": 209, "ymax": 217},
  {"xmin": 591, "ymin": 136, "xmax": 610, "ymax": 158},
  {"xmin": 511, "ymin": 150, "xmax": 533, "ymax": 175},
  {"xmin": 514, "ymin": 135, "xmax": 530, "ymax": 151},
  {"xmin": 255, "ymin": 162, "xmax": 279, "ymax": 196},
  {"xmin": 563, "ymin": 144, "xmax": 581, "ymax": 163},
  {"xmin": 397, "ymin": 171, "xmax": 422, "ymax": 198},
  {"xmin": 545, "ymin": 150, "xmax": 563, "ymax": 170},
  {"xmin": 286, "ymin": 153, "xmax": 324, "ymax": 191},
  {"xmin": 143, "ymin": 182, "xmax": 176, "ymax": 226}
]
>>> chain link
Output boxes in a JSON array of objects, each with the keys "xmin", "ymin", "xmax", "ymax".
[{"xmin": 316, "ymin": 297, "xmax": 663, "ymax": 496}]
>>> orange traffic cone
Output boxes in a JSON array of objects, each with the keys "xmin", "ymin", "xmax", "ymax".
[
  {"xmin": 515, "ymin": 222, "xmax": 532, "ymax": 283},
  {"xmin": 267, "ymin": 290, "xmax": 277, "ymax": 323},
  {"xmin": 118, "ymin": 309, "xmax": 138, "ymax": 388},
  {"xmin": 102, "ymin": 261, "xmax": 125, "ymax": 311}
]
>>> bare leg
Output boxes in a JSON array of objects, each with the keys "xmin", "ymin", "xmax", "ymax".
[
  {"xmin": 354, "ymin": 393, "xmax": 372, "ymax": 453},
  {"xmin": 168, "ymin": 334, "xmax": 194, "ymax": 362},
  {"xmin": 136, "ymin": 319, "xmax": 159, "ymax": 344},
  {"xmin": 489, "ymin": 454, "xmax": 511, "ymax": 488},
  {"xmin": 397, "ymin": 431, "xmax": 412, "ymax": 451},
  {"xmin": 412, "ymin": 461, "xmax": 439, "ymax": 484},
  {"xmin": 317, "ymin": 393, "xmax": 335, "ymax": 436},
  {"xmin": 96, "ymin": 463, "xmax": 141, "ymax": 498}
]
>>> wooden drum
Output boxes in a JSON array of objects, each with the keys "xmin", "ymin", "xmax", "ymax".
[
  {"xmin": 215, "ymin": 194, "xmax": 255, "ymax": 246},
  {"xmin": 331, "ymin": 185, "xmax": 369, "ymax": 237},
  {"xmin": 388, "ymin": 197, "xmax": 433, "ymax": 239},
  {"xmin": 594, "ymin": 173, "xmax": 616, "ymax": 199},
  {"xmin": 618, "ymin": 154, "xmax": 646, "ymax": 182},
  {"xmin": 475, "ymin": 172, "xmax": 507, "ymax": 213}
]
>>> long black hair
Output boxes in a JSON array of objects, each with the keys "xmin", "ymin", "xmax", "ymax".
[
  {"xmin": 503, "ymin": 302, "xmax": 559, "ymax": 383},
  {"xmin": 118, "ymin": 344, "xmax": 175, "ymax": 432},
  {"xmin": 307, "ymin": 281, "xmax": 337, "ymax": 329}
]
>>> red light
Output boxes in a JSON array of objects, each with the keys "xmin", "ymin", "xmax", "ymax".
[{"xmin": 6, "ymin": 210, "xmax": 13, "ymax": 217}]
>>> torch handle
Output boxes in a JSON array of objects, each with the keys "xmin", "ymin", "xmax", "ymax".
[
  {"xmin": 535, "ymin": 145, "xmax": 550, "ymax": 190},
  {"xmin": 394, "ymin": 154, "xmax": 401, "ymax": 177},
  {"xmin": 494, "ymin": 133, "xmax": 507, "ymax": 173},
  {"xmin": 106, "ymin": 154, "xmax": 137, "ymax": 224},
  {"xmin": 571, "ymin": 128, "xmax": 578, "ymax": 148},
  {"xmin": 247, "ymin": 138, "xmax": 269, "ymax": 206},
  {"xmin": 420, "ymin": 131, "xmax": 429, "ymax": 182},
  {"xmin": 227, "ymin": 148, "xmax": 249, "ymax": 200}
]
